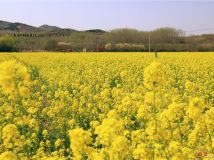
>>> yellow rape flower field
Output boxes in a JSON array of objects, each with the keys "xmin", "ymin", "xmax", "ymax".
[{"xmin": 0, "ymin": 52, "xmax": 214, "ymax": 160}]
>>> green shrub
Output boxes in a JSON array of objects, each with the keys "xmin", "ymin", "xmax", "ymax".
[
  {"xmin": 45, "ymin": 40, "xmax": 58, "ymax": 51},
  {"xmin": 0, "ymin": 36, "xmax": 18, "ymax": 52}
]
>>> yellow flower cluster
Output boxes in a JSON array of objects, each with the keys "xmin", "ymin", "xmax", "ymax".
[
  {"xmin": 0, "ymin": 60, "xmax": 30, "ymax": 96},
  {"xmin": 0, "ymin": 52, "xmax": 213, "ymax": 159},
  {"xmin": 69, "ymin": 128, "xmax": 92, "ymax": 159}
]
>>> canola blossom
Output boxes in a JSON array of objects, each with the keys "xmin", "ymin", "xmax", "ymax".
[{"xmin": 0, "ymin": 52, "xmax": 213, "ymax": 160}]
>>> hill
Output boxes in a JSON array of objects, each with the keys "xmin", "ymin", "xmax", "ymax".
[
  {"xmin": 0, "ymin": 20, "xmax": 41, "ymax": 32},
  {"xmin": 0, "ymin": 20, "xmax": 79, "ymax": 33},
  {"xmin": 39, "ymin": 24, "xmax": 61, "ymax": 31}
]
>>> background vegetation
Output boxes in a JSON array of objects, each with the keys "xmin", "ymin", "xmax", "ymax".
[{"xmin": 0, "ymin": 27, "xmax": 214, "ymax": 52}]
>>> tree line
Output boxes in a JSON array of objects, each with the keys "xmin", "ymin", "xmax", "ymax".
[{"xmin": 0, "ymin": 27, "xmax": 213, "ymax": 52}]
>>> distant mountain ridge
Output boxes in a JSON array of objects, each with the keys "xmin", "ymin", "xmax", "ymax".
[
  {"xmin": 0, "ymin": 20, "xmax": 41, "ymax": 32},
  {"xmin": 0, "ymin": 20, "xmax": 106, "ymax": 33},
  {"xmin": 39, "ymin": 24, "xmax": 61, "ymax": 31},
  {"xmin": 0, "ymin": 20, "xmax": 11, "ymax": 29}
]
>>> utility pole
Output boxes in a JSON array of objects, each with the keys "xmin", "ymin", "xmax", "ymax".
[
  {"xmin": 96, "ymin": 30, "xmax": 99, "ymax": 52},
  {"xmin": 149, "ymin": 31, "xmax": 151, "ymax": 52}
]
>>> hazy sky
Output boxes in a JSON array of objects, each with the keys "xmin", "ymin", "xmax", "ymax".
[{"xmin": 0, "ymin": 0, "xmax": 214, "ymax": 34}]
